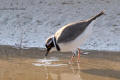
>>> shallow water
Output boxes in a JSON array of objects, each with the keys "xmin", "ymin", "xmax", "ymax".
[{"xmin": 0, "ymin": 46, "xmax": 120, "ymax": 80}]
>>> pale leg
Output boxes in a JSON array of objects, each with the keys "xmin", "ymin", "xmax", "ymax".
[
  {"xmin": 71, "ymin": 53, "xmax": 75, "ymax": 62},
  {"xmin": 77, "ymin": 48, "xmax": 80, "ymax": 62}
]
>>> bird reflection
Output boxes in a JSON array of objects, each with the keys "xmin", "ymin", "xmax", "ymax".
[{"xmin": 43, "ymin": 59, "xmax": 82, "ymax": 80}]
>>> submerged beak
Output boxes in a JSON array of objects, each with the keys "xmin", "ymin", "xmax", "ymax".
[
  {"xmin": 45, "ymin": 47, "xmax": 51, "ymax": 56},
  {"xmin": 45, "ymin": 50, "xmax": 49, "ymax": 56}
]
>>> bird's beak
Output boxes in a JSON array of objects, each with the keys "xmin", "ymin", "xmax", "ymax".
[
  {"xmin": 45, "ymin": 50, "xmax": 49, "ymax": 56},
  {"xmin": 45, "ymin": 47, "xmax": 51, "ymax": 56}
]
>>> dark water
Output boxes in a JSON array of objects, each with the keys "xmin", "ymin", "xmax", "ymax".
[{"xmin": 0, "ymin": 45, "xmax": 120, "ymax": 80}]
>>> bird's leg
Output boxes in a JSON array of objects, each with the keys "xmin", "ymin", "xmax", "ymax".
[
  {"xmin": 71, "ymin": 53, "xmax": 75, "ymax": 62},
  {"xmin": 77, "ymin": 48, "xmax": 81, "ymax": 62}
]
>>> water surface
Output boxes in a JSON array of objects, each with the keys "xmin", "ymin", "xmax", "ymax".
[{"xmin": 0, "ymin": 46, "xmax": 120, "ymax": 80}]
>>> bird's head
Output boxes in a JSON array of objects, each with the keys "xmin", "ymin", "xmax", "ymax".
[{"xmin": 45, "ymin": 37, "xmax": 55, "ymax": 56}]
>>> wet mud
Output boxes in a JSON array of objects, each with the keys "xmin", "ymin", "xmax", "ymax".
[{"xmin": 0, "ymin": 45, "xmax": 120, "ymax": 80}]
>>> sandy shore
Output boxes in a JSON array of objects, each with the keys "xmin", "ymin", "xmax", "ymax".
[{"xmin": 0, "ymin": 45, "xmax": 119, "ymax": 59}]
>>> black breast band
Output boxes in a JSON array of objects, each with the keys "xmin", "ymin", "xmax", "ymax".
[{"xmin": 52, "ymin": 36, "xmax": 60, "ymax": 51}]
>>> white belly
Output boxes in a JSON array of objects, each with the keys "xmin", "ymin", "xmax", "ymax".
[{"xmin": 59, "ymin": 21, "xmax": 95, "ymax": 52}]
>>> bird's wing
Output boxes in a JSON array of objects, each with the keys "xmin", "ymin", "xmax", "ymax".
[
  {"xmin": 55, "ymin": 21, "xmax": 91, "ymax": 43},
  {"xmin": 55, "ymin": 11, "xmax": 104, "ymax": 43}
]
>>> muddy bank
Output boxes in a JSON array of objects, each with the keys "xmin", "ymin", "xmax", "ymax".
[{"xmin": 0, "ymin": 45, "xmax": 120, "ymax": 60}]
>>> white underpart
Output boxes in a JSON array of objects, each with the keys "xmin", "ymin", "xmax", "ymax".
[{"xmin": 58, "ymin": 21, "xmax": 96, "ymax": 52}]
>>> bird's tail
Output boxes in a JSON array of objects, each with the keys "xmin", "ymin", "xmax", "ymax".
[{"xmin": 89, "ymin": 11, "xmax": 104, "ymax": 21}]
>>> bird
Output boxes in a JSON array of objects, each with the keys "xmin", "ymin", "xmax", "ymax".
[{"xmin": 45, "ymin": 11, "xmax": 104, "ymax": 61}]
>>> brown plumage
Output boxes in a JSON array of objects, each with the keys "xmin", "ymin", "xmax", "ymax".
[{"xmin": 55, "ymin": 11, "xmax": 104, "ymax": 43}]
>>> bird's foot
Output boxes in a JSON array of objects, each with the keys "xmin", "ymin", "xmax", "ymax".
[
  {"xmin": 68, "ymin": 54, "xmax": 75, "ymax": 64},
  {"xmin": 69, "ymin": 55, "xmax": 74, "ymax": 63}
]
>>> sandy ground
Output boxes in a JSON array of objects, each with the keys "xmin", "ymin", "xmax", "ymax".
[{"xmin": 0, "ymin": 0, "xmax": 120, "ymax": 51}]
